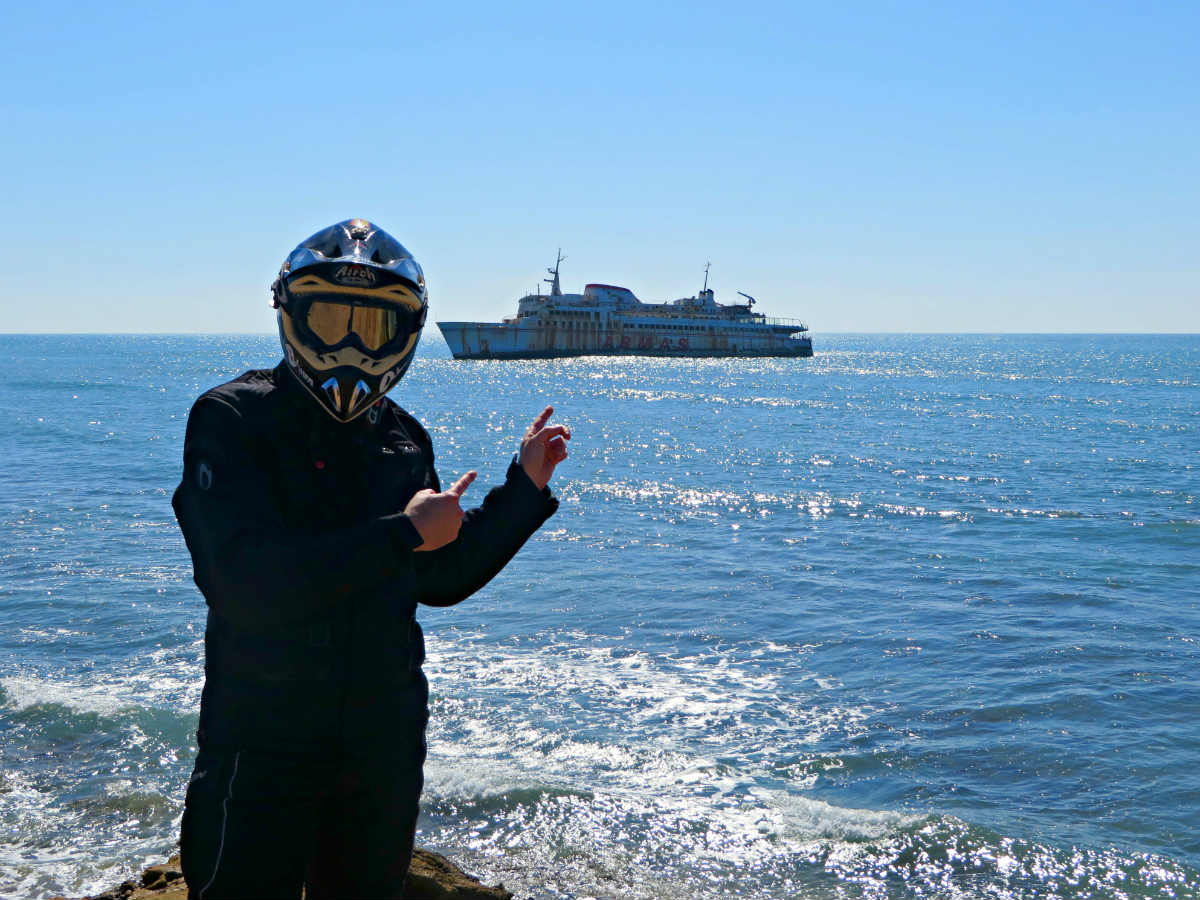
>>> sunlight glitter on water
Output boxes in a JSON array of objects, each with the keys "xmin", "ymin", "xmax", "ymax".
[{"xmin": 2, "ymin": 334, "xmax": 1198, "ymax": 898}]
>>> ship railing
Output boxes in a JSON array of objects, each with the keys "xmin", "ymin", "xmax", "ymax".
[{"xmin": 761, "ymin": 317, "xmax": 809, "ymax": 330}]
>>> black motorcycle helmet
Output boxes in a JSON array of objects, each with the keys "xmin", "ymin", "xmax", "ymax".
[{"xmin": 272, "ymin": 219, "xmax": 428, "ymax": 423}]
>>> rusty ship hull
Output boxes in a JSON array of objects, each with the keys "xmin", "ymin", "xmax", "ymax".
[{"xmin": 436, "ymin": 256, "xmax": 813, "ymax": 361}]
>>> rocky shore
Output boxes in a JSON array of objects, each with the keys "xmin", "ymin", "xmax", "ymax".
[{"xmin": 58, "ymin": 847, "xmax": 514, "ymax": 900}]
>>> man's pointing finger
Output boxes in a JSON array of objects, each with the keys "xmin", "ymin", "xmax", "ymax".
[
  {"xmin": 527, "ymin": 406, "xmax": 553, "ymax": 435},
  {"xmin": 446, "ymin": 471, "xmax": 477, "ymax": 498}
]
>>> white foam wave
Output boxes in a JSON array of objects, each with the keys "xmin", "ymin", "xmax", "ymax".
[
  {"xmin": 0, "ymin": 764, "xmax": 183, "ymax": 900},
  {"xmin": 1, "ymin": 645, "xmax": 203, "ymax": 718},
  {"xmin": 3, "ymin": 674, "xmax": 144, "ymax": 717},
  {"xmin": 419, "ymin": 631, "xmax": 894, "ymax": 882}
]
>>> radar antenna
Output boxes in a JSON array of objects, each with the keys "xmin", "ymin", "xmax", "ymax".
[
  {"xmin": 737, "ymin": 291, "xmax": 756, "ymax": 307},
  {"xmin": 544, "ymin": 248, "xmax": 566, "ymax": 297}
]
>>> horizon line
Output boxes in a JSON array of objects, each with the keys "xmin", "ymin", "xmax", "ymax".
[{"xmin": 2, "ymin": 331, "xmax": 1198, "ymax": 337}]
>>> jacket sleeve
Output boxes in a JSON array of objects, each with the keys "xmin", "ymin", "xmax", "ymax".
[
  {"xmin": 172, "ymin": 395, "xmax": 424, "ymax": 630},
  {"xmin": 414, "ymin": 457, "xmax": 559, "ymax": 607}
]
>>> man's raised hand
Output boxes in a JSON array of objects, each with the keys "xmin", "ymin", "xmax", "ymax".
[
  {"xmin": 520, "ymin": 406, "xmax": 571, "ymax": 490},
  {"xmin": 405, "ymin": 407, "xmax": 566, "ymax": 551},
  {"xmin": 405, "ymin": 471, "xmax": 477, "ymax": 552}
]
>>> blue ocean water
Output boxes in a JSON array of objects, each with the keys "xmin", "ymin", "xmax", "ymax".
[{"xmin": 0, "ymin": 333, "xmax": 1197, "ymax": 899}]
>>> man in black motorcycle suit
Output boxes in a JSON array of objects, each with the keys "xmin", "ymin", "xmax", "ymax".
[{"xmin": 172, "ymin": 220, "xmax": 569, "ymax": 899}]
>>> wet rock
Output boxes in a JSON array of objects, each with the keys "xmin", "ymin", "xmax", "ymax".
[
  {"xmin": 406, "ymin": 848, "xmax": 513, "ymax": 900},
  {"xmin": 70, "ymin": 847, "xmax": 513, "ymax": 899},
  {"xmin": 140, "ymin": 857, "xmax": 184, "ymax": 892}
]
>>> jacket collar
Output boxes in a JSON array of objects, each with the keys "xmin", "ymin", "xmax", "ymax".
[{"xmin": 272, "ymin": 360, "xmax": 380, "ymax": 438}]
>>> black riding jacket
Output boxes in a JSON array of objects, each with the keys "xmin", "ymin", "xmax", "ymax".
[{"xmin": 172, "ymin": 363, "xmax": 557, "ymax": 756}]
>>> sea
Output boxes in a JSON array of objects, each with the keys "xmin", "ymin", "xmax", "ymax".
[{"xmin": 0, "ymin": 333, "xmax": 1196, "ymax": 900}]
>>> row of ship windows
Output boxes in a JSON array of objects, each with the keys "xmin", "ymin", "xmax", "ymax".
[
  {"xmin": 545, "ymin": 309, "xmax": 767, "ymax": 335},
  {"xmin": 546, "ymin": 319, "xmax": 762, "ymax": 333}
]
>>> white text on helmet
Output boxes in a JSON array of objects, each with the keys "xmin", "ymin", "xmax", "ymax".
[{"xmin": 334, "ymin": 264, "xmax": 377, "ymax": 286}]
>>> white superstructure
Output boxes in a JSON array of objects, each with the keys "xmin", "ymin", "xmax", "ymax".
[{"xmin": 437, "ymin": 253, "xmax": 813, "ymax": 360}]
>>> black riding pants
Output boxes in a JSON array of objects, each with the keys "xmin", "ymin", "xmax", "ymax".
[{"xmin": 180, "ymin": 748, "xmax": 423, "ymax": 899}]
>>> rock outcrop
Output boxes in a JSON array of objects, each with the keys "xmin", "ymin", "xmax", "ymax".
[{"xmin": 60, "ymin": 848, "xmax": 513, "ymax": 900}]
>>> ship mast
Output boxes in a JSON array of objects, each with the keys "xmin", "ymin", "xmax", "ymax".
[
  {"xmin": 544, "ymin": 249, "xmax": 566, "ymax": 297},
  {"xmin": 702, "ymin": 261, "xmax": 711, "ymax": 293}
]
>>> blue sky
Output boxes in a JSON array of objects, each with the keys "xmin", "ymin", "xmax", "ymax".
[{"xmin": 1, "ymin": 0, "xmax": 1196, "ymax": 333}]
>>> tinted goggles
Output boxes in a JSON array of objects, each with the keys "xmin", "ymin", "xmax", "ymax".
[{"xmin": 294, "ymin": 295, "xmax": 426, "ymax": 356}]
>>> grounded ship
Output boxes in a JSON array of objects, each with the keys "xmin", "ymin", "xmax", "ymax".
[{"xmin": 437, "ymin": 253, "xmax": 813, "ymax": 360}]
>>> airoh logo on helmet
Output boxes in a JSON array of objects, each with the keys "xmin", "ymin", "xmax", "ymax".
[{"xmin": 334, "ymin": 264, "xmax": 377, "ymax": 286}]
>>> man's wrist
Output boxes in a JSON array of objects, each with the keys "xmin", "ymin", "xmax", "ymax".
[
  {"xmin": 383, "ymin": 512, "xmax": 425, "ymax": 553},
  {"xmin": 508, "ymin": 456, "xmax": 553, "ymax": 501}
]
